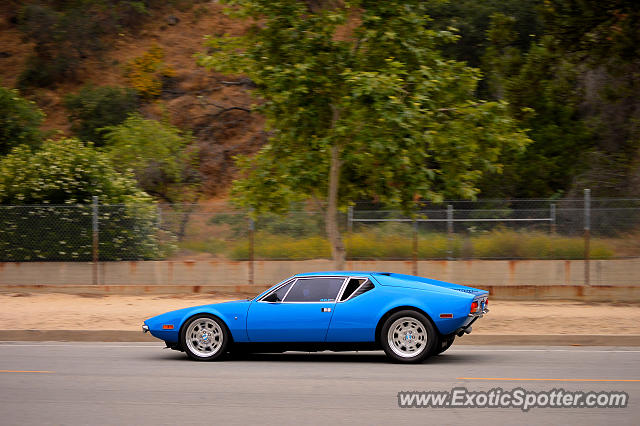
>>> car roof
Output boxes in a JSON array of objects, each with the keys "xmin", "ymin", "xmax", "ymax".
[{"xmin": 294, "ymin": 271, "xmax": 388, "ymax": 277}]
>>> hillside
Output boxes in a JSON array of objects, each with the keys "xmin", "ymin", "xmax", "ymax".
[
  {"xmin": 0, "ymin": 1, "xmax": 263, "ymax": 196},
  {"xmin": 1, "ymin": 1, "xmax": 639, "ymax": 200}
]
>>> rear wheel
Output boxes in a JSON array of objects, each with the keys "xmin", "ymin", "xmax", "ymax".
[
  {"xmin": 180, "ymin": 314, "xmax": 229, "ymax": 361},
  {"xmin": 380, "ymin": 310, "xmax": 436, "ymax": 363}
]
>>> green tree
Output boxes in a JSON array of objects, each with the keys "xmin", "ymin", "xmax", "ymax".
[
  {"xmin": 479, "ymin": 14, "xmax": 594, "ymax": 197},
  {"xmin": 0, "ymin": 86, "xmax": 44, "ymax": 155},
  {"xmin": 64, "ymin": 85, "xmax": 139, "ymax": 146},
  {"xmin": 541, "ymin": 0, "xmax": 640, "ymax": 196},
  {"xmin": 478, "ymin": 3, "xmax": 640, "ymax": 198},
  {"xmin": 101, "ymin": 114, "xmax": 199, "ymax": 203},
  {"xmin": 199, "ymin": 0, "xmax": 529, "ymax": 268},
  {"xmin": 422, "ymin": 0, "xmax": 542, "ymax": 69},
  {"xmin": 542, "ymin": 0, "xmax": 640, "ymax": 63}
]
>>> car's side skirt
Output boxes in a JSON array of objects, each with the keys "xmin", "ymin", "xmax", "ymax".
[{"xmin": 166, "ymin": 341, "xmax": 382, "ymax": 353}]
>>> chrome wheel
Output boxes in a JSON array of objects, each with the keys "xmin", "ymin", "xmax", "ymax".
[
  {"xmin": 185, "ymin": 317, "xmax": 223, "ymax": 358},
  {"xmin": 387, "ymin": 316, "xmax": 428, "ymax": 358}
]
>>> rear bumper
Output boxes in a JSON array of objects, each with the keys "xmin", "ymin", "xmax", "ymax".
[
  {"xmin": 454, "ymin": 305, "xmax": 489, "ymax": 337},
  {"xmin": 469, "ymin": 307, "xmax": 489, "ymax": 319}
]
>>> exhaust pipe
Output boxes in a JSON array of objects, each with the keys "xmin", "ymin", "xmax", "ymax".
[{"xmin": 456, "ymin": 326, "xmax": 472, "ymax": 337}]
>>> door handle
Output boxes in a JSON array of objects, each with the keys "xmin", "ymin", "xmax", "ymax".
[{"xmin": 321, "ymin": 307, "xmax": 332, "ymax": 312}]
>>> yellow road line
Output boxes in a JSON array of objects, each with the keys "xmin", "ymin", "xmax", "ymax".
[
  {"xmin": 0, "ymin": 370, "xmax": 54, "ymax": 374},
  {"xmin": 457, "ymin": 377, "xmax": 640, "ymax": 382}
]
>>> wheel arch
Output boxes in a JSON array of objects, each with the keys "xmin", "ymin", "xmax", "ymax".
[
  {"xmin": 178, "ymin": 311, "xmax": 234, "ymax": 349},
  {"xmin": 374, "ymin": 305, "xmax": 440, "ymax": 346}
]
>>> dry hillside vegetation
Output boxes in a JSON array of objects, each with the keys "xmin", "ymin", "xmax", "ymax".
[{"xmin": 0, "ymin": 1, "xmax": 264, "ymax": 195}]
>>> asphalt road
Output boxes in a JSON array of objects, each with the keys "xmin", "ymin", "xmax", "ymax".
[{"xmin": 0, "ymin": 343, "xmax": 638, "ymax": 425}]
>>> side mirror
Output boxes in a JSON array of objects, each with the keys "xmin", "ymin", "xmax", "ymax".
[{"xmin": 263, "ymin": 293, "xmax": 281, "ymax": 303}]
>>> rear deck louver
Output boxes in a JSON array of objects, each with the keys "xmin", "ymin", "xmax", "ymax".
[{"xmin": 351, "ymin": 281, "xmax": 374, "ymax": 298}]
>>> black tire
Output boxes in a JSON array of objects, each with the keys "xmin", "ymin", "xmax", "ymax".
[
  {"xmin": 434, "ymin": 335, "xmax": 455, "ymax": 355},
  {"xmin": 180, "ymin": 314, "xmax": 230, "ymax": 361},
  {"xmin": 380, "ymin": 310, "xmax": 436, "ymax": 363}
]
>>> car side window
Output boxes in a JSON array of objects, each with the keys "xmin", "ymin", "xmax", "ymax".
[
  {"xmin": 339, "ymin": 278, "xmax": 368, "ymax": 301},
  {"xmin": 261, "ymin": 279, "xmax": 295, "ymax": 302},
  {"xmin": 283, "ymin": 277, "xmax": 345, "ymax": 302}
]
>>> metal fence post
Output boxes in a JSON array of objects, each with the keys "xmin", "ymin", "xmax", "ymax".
[
  {"xmin": 447, "ymin": 204, "xmax": 454, "ymax": 261},
  {"xmin": 584, "ymin": 189, "xmax": 591, "ymax": 286},
  {"xmin": 248, "ymin": 211, "xmax": 255, "ymax": 285},
  {"xmin": 92, "ymin": 196, "xmax": 99, "ymax": 286},
  {"xmin": 347, "ymin": 205, "xmax": 353, "ymax": 234},
  {"xmin": 550, "ymin": 203, "xmax": 556, "ymax": 234},
  {"xmin": 412, "ymin": 219, "xmax": 418, "ymax": 276}
]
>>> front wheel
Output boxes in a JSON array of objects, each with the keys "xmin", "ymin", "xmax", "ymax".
[
  {"xmin": 180, "ymin": 314, "xmax": 229, "ymax": 361},
  {"xmin": 380, "ymin": 310, "xmax": 436, "ymax": 363}
]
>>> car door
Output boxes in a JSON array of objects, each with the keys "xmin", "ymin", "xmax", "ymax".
[
  {"xmin": 325, "ymin": 277, "xmax": 379, "ymax": 342},
  {"xmin": 246, "ymin": 277, "xmax": 346, "ymax": 342}
]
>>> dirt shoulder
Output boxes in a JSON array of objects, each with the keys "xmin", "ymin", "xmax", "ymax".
[{"xmin": 1, "ymin": 293, "xmax": 639, "ymax": 335}]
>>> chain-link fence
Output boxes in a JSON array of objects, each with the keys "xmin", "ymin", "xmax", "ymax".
[
  {"xmin": 1, "ymin": 193, "xmax": 639, "ymax": 263},
  {"xmin": 0, "ymin": 199, "xmax": 171, "ymax": 261}
]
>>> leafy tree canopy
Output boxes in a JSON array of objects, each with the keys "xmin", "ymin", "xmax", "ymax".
[
  {"xmin": 542, "ymin": 0, "xmax": 640, "ymax": 64},
  {"xmin": 200, "ymin": 0, "xmax": 529, "ymax": 211},
  {"xmin": 422, "ymin": 0, "xmax": 543, "ymax": 69},
  {"xmin": 198, "ymin": 0, "xmax": 530, "ymax": 266},
  {"xmin": 101, "ymin": 114, "xmax": 199, "ymax": 202},
  {"xmin": 0, "ymin": 86, "xmax": 44, "ymax": 156}
]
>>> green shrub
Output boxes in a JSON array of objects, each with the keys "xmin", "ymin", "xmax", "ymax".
[
  {"xmin": 102, "ymin": 114, "xmax": 197, "ymax": 201},
  {"xmin": 125, "ymin": 45, "xmax": 176, "ymax": 99},
  {"xmin": 0, "ymin": 138, "xmax": 170, "ymax": 260},
  {"xmin": 18, "ymin": 54, "xmax": 80, "ymax": 89},
  {"xmin": 64, "ymin": 85, "xmax": 139, "ymax": 145},
  {"xmin": 0, "ymin": 86, "xmax": 44, "ymax": 155}
]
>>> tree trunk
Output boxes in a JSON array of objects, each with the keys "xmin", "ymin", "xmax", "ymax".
[{"xmin": 326, "ymin": 143, "xmax": 346, "ymax": 270}]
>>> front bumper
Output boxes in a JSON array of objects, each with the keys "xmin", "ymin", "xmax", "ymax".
[{"xmin": 142, "ymin": 324, "xmax": 149, "ymax": 333}]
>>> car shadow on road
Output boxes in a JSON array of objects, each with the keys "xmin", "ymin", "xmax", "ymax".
[{"xmin": 147, "ymin": 350, "xmax": 487, "ymax": 364}]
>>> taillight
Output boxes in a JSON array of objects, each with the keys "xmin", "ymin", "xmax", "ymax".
[
  {"xmin": 485, "ymin": 299, "xmax": 489, "ymax": 306},
  {"xmin": 470, "ymin": 301, "xmax": 479, "ymax": 313}
]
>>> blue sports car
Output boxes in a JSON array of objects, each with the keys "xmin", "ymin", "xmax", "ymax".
[{"xmin": 142, "ymin": 271, "xmax": 489, "ymax": 363}]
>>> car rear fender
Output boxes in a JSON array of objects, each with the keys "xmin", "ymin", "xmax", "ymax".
[{"xmin": 374, "ymin": 288, "xmax": 473, "ymax": 337}]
